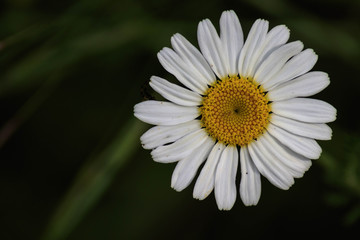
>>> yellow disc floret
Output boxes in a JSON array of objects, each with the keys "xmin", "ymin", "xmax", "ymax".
[{"xmin": 200, "ymin": 76, "xmax": 271, "ymax": 146}]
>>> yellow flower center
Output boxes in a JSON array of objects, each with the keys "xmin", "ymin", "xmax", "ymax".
[{"xmin": 200, "ymin": 76, "xmax": 271, "ymax": 146}]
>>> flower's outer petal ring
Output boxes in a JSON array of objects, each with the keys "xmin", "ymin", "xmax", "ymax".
[
  {"xmin": 140, "ymin": 120, "xmax": 201, "ymax": 150},
  {"xmin": 254, "ymin": 41, "xmax": 303, "ymax": 85},
  {"xmin": 171, "ymin": 136, "xmax": 215, "ymax": 191},
  {"xmin": 248, "ymin": 139, "xmax": 294, "ymax": 190},
  {"xmin": 171, "ymin": 33, "xmax": 216, "ymax": 85},
  {"xmin": 238, "ymin": 19, "xmax": 268, "ymax": 78},
  {"xmin": 264, "ymin": 49, "xmax": 318, "ymax": 90},
  {"xmin": 239, "ymin": 146, "xmax": 261, "ymax": 206},
  {"xmin": 134, "ymin": 100, "xmax": 199, "ymax": 126},
  {"xmin": 150, "ymin": 76, "xmax": 202, "ymax": 107},
  {"xmin": 220, "ymin": 10, "xmax": 243, "ymax": 76},
  {"xmin": 268, "ymin": 71, "xmax": 330, "ymax": 101},
  {"xmin": 151, "ymin": 129, "xmax": 210, "ymax": 163},
  {"xmin": 267, "ymin": 123, "xmax": 322, "ymax": 159},
  {"xmin": 158, "ymin": 48, "xmax": 208, "ymax": 94},
  {"xmin": 252, "ymin": 25, "xmax": 290, "ymax": 74},
  {"xmin": 215, "ymin": 145, "xmax": 238, "ymax": 210},
  {"xmin": 193, "ymin": 142, "xmax": 226, "ymax": 200},
  {"xmin": 198, "ymin": 19, "xmax": 228, "ymax": 79},
  {"xmin": 270, "ymin": 114, "xmax": 332, "ymax": 140},
  {"xmin": 260, "ymin": 132, "xmax": 312, "ymax": 178},
  {"xmin": 271, "ymin": 98, "xmax": 337, "ymax": 123}
]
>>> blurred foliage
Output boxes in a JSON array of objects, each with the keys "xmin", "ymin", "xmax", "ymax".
[
  {"xmin": 0, "ymin": 0, "xmax": 359, "ymax": 239},
  {"xmin": 42, "ymin": 119, "xmax": 146, "ymax": 240},
  {"xmin": 320, "ymin": 127, "xmax": 360, "ymax": 225}
]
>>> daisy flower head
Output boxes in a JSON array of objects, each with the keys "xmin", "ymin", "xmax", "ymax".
[{"xmin": 134, "ymin": 10, "xmax": 336, "ymax": 210}]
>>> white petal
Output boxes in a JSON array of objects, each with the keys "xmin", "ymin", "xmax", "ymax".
[
  {"xmin": 271, "ymin": 98, "xmax": 337, "ymax": 123},
  {"xmin": 266, "ymin": 123, "xmax": 322, "ymax": 159},
  {"xmin": 270, "ymin": 114, "xmax": 332, "ymax": 140},
  {"xmin": 248, "ymin": 138, "xmax": 294, "ymax": 190},
  {"xmin": 255, "ymin": 134, "xmax": 307, "ymax": 179},
  {"xmin": 220, "ymin": 10, "xmax": 243, "ymax": 76},
  {"xmin": 140, "ymin": 120, "xmax": 201, "ymax": 150},
  {"xmin": 198, "ymin": 19, "xmax": 228, "ymax": 79},
  {"xmin": 193, "ymin": 142, "xmax": 225, "ymax": 200},
  {"xmin": 253, "ymin": 136, "xmax": 296, "ymax": 183},
  {"xmin": 157, "ymin": 47, "xmax": 208, "ymax": 94},
  {"xmin": 171, "ymin": 33, "xmax": 216, "ymax": 85},
  {"xmin": 238, "ymin": 19, "xmax": 269, "ymax": 78},
  {"xmin": 149, "ymin": 76, "xmax": 202, "ymax": 106},
  {"xmin": 151, "ymin": 129, "xmax": 209, "ymax": 163},
  {"xmin": 171, "ymin": 137, "xmax": 215, "ymax": 191},
  {"xmin": 134, "ymin": 100, "xmax": 199, "ymax": 126},
  {"xmin": 262, "ymin": 132, "xmax": 312, "ymax": 178},
  {"xmin": 254, "ymin": 41, "xmax": 303, "ymax": 85},
  {"xmin": 253, "ymin": 25, "xmax": 290, "ymax": 72},
  {"xmin": 239, "ymin": 146, "xmax": 261, "ymax": 206},
  {"xmin": 215, "ymin": 145, "xmax": 238, "ymax": 210},
  {"xmin": 267, "ymin": 71, "xmax": 330, "ymax": 101},
  {"xmin": 264, "ymin": 49, "xmax": 318, "ymax": 90}
]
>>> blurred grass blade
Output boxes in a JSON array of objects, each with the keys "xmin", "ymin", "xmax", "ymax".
[
  {"xmin": 42, "ymin": 118, "xmax": 146, "ymax": 240},
  {"xmin": 0, "ymin": 21, "xmax": 145, "ymax": 97},
  {"xmin": 319, "ymin": 128, "xmax": 360, "ymax": 226},
  {"xmin": 344, "ymin": 203, "xmax": 360, "ymax": 226},
  {"xmin": 0, "ymin": 73, "xmax": 61, "ymax": 148}
]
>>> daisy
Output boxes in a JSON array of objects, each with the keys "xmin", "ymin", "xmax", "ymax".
[{"xmin": 134, "ymin": 10, "xmax": 336, "ymax": 210}]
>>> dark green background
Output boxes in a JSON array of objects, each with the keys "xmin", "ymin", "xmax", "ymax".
[{"xmin": 1, "ymin": 0, "xmax": 359, "ymax": 239}]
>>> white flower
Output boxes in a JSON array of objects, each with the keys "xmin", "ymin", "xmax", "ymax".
[{"xmin": 134, "ymin": 10, "xmax": 336, "ymax": 210}]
